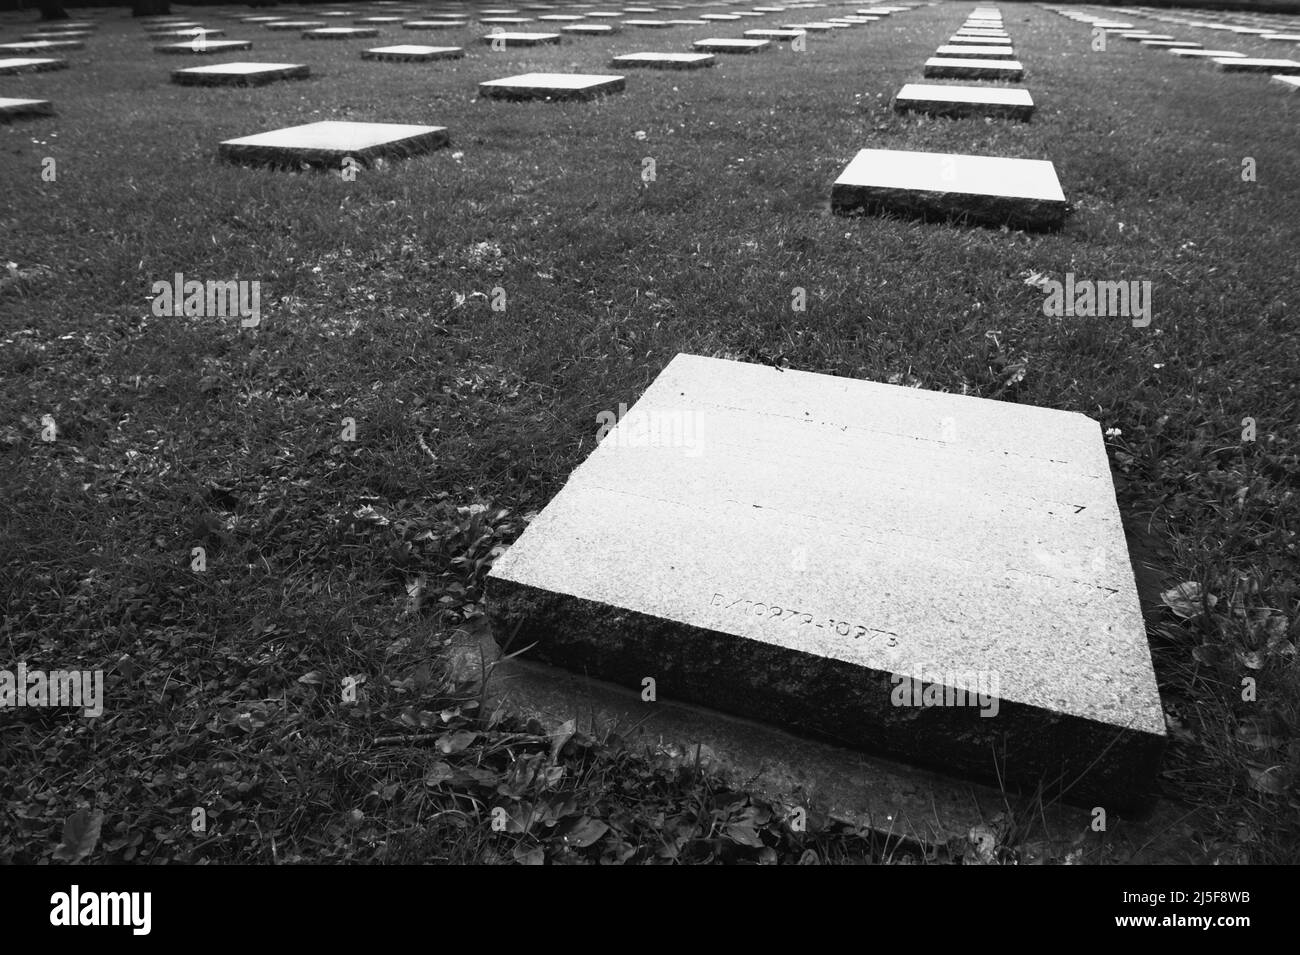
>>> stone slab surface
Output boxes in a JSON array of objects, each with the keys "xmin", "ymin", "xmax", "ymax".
[
  {"xmin": 0, "ymin": 57, "xmax": 67, "ymax": 74},
  {"xmin": 220, "ymin": 120, "xmax": 448, "ymax": 166},
  {"xmin": 923, "ymin": 56, "xmax": 1023, "ymax": 80},
  {"xmin": 832, "ymin": 147, "xmax": 1066, "ymax": 229},
  {"xmin": 693, "ymin": 37, "xmax": 770, "ymax": 52},
  {"xmin": 363, "ymin": 44, "xmax": 464, "ymax": 60},
  {"xmin": 1217, "ymin": 57, "xmax": 1300, "ymax": 73},
  {"xmin": 1273, "ymin": 74, "xmax": 1300, "ymax": 89},
  {"xmin": 303, "ymin": 26, "xmax": 380, "ymax": 38},
  {"xmin": 0, "ymin": 97, "xmax": 54, "ymax": 120},
  {"xmin": 155, "ymin": 39, "xmax": 254, "ymax": 54},
  {"xmin": 487, "ymin": 354, "xmax": 1165, "ymax": 807},
  {"xmin": 934, "ymin": 44, "xmax": 1015, "ymax": 58},
  {"xmin": 480, "ymin": 71, "xmax": 625, "ymax": 100},
  {"xmin": 894, "ymin": 82, "xmax": 1033, "ymax": 120},
  {"xmin": 563, "ymin": 23, "xmax": 616, "ymax": 33},
  {"xmin": 173, "ymin": 61, "xmax": 309, "ymax": 85},
  {"xmin": 479, "ymin": 31, "xmax": 562, "ymax": 44},
  {"xmin": 0, "ymin": 40, "xmax": 84, "ymax": 52},
  {"xmin": 1169, "ymin": 48, "xmax": 1245, "ymax": 58},
  {"xmin": 745, "ymin": 29, "xmax": 806, "ymax": 39},
  {"xmin": 404, "ymin": 20, "xmax": 469, "ymax": 28},
  {"xmin": 612, "ymin": 51, "xmax": 715, "ymax": 68}
]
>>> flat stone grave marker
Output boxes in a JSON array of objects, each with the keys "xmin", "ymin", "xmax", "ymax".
[
  {"xmin": 623, "ymin": 5, "xmax": 659, "ymax": 11},
  {"xmin": 538, "ymin": 14, "xmax": 584, "ymax": 20},
  {"xmin": 924, "ymin": 56, "xmax": 1023, "ymax": 80},
  {"xmin": 952, "ymin": 32, "xmax": 1010, "ymax": 40},
  {"xmin": 235, "ymin": 16, "xmax": 286, "ymax": 24},
  {"xmin": 356, "ymin": 16, "xmax": 407, "ymax": 23},
  {"xmin": 265, "ymin": 21, "xmax": 327, "ymax": 30},
  {"xmin": 831, "ymin": 147, "xmax": 1065, "ymax": 229},
  {"xmin": 1217, "ymin": 57, "xmax": 1300, "ymax": 74},
  {"xmin": 665, "ymin": 19, "xmax": 707, "ymax": 25},
  {"xmin": 486, "ymin": 352, "xmax": 1165, "ymax": 807},
  {"xmin": 693, "ymin": 37, "xmax": 770, "ymax": 52},
  {"xmin": 893, "ymin": 82, "xmax": 1033, "ymax": 120},
  {"xmin": 480, "ymin": 71, "xmax": 625, "ymax": 100},
  {"xmin": 612, "ymin": 51, "xmax": 714, "ymax": 68},
  {"xmin": 0, "ymin": 97, "xmax": 54, "ymax": 120},
  {"xmin": 479, "ymin": 31, "xmax": 562, "ymax": 45},
  {"xmin": 145, "ymin": 21, "xmax": 205, "ymax": 31},
  {"xmin": 1123, "ymin": 32, "xmax": 1172, "ymax": 40},
  {"xmin": 363, "ymin": 44, "xmax": 464, "ymax": 60},
  {"xmin": 318, "ymin": 11, "xmax": 361, "ymax": 17},
  {"xmin": 0, "ymin": 57, "xmax": 68, "ymax": 74},
  {"xmin": 173, "ymin": 61, "xmax": 310, "ymax": 85},
  {"xmin": 744, "ymin": 28, "xmax": 805, "ymax": 40},
  {"xmin": 623, "ymin": 19, "xmax": 673, "ymax": 27},
  {"xmin": 934, "ymin": 44, "xmax": 1015, "ymax": 59},
  {"xmin": 563, "ymin": 23, "xmax": 616, "ymax": 33},
  {"xmin": 303, "ymin": 27, "xmax": 380, "ymax": 38},
  {"xmin": 1263, "ymin": 34, "xmax": 1300, "ymax": 42},
  {"xmin": 1141, "ymin": 39, "xmax": 1200, "ymax": 48},
  {"xmin": 700, "ymin": 13, "xmax": 742, "ymax": 19},
  {"xmin": 151, "ymin": 28, "xmax": 227, "ymax": 39},
  {"xmin": 1169, "ymin": 48, "xmax": 1245, "ymax": 58},
  {"xmin": 404, "ymin": 20, "xmax": 468, "ymax": 29},
  {"xmin": 584, "ymin": 11, "xmax": 625, "ymax": 17},
  {"xmin": 783, "ymin": 22, "xmax": 837, "ymax": 31},
  {"xmin": 156, "ymin": 39, "xmax": 254, "ymax": 54},
  {"xmin": 0, "ymin": 40, "xmax": 84, "ymax": 53},
  {"xmin": 24, "ymin": 31, "xmax": 93, "ymax": 41},
  {"xmin": 480, "ymin": 17, "xmax": 534, "ymax": 24},
  {"xmin": 220, "ymin": 120, "xmax": 448, "ymax": 167},
  {"xmin": 1273, "ymin": 73, "xmax": 1300, "ymax": 89}
]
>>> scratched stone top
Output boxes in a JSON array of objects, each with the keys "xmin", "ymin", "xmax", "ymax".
[{"xmin": 489, "ymin": 353, "xmax": 1164, "ymax": 734}]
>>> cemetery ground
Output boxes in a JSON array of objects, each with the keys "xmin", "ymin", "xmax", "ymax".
[{"xmin": 2, "ymin": 2, "xmax": 1299, "ymax": 865}]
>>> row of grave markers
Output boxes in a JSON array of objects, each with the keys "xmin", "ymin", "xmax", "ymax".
[
  {"xmin": 1045, "ymin": 4, "xmax": 1300, "ymax": 89},
  {"xmin": 832, "ymin": 7, "xmax": 1067, "ymax": 231}
]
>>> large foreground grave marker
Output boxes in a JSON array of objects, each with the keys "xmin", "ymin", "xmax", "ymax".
[
  {"xmin": 220, "ymin": 120, "xmax": 448, "ymax": 167},
  {"xmin": 894, "ymin": 82, "xmax": 1033, "ymax": 120},
  {"xmin": 487, "ymin": 354, "xmax": 1165, "ymax": 807},
  {"xmin": 924, "ymin": 56, "xmax": 1022, "ymax": 80},
  {"xmin": 0, "ymin": 97, "xmax": 54, "ymax": 120},
  {"xmin": 612, "ymin": 51, "xmax": 714, "ymax": 68},
  {"xmin": 480, "ymin": 71, "xmax": 625, "ymax": 100},
  {"xmin": 363, "ymin": 44, "xmax": 464, "ymax": 60},
  {"xmin": 173, "ymin": 61, "xmax": 310, "ymax": 85},
  {"xmin": 831, "ymin": 147, "xmax": 1065, "ymax": 229},
  {"xmin": 0, "ymin": 57, "xmax": 68, "ymax": 74}
]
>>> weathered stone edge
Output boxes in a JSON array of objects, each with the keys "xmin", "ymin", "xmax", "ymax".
[
  {"xmin": 893, "ymin": 97, "xmax": 1033, "ymax": 121},
  {"xmin": 172, "ymin": 65, "xmax": 310, "ymax": 86},
  {"xmin": 487, "ymin": 576, "xmax": 1166, "ymax": 811},
  {"xmin": 479, "ymin": 78, "xmax": 625, "ymax": 101},
  {"xmin": 218, "ymin": 127, "xmax": 449, "ymax": 168},
  {"xmin": 831, "ymin": 180, "xmax": 1066, "ymax": 230}
]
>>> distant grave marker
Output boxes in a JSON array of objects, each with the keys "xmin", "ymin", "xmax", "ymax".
[
  {"xmin": 480, "ymin": 71, "xmax": 625, "ymax": 100},
  {"xmin": 832, "ymin": 147, "xmax": 1066, "ymax": 229},
  {"xmin": 363, "ymin": 44, "xmax": 464, "ymax": 60},
  {"xmin": 303, "ymin": 27, "xmax": 380, "ymax": 39},
  {"xmin": 1217, "ymin": 57, "xmax": 1300, "ymax": 74},
  {"xmin": 893, "ymin": 82, "xmax": 1033, "ymax": 120},
  {"xmin": 479, "ymin": 31, "xmax": 562, "ymax": 45},
  {"xmin": 612, "ymin": 51, "xmax": 715, "ymax": 68},
  {"xmin": 0, "ymin": 97, "xmax": 54, "ymax": 121},
  {"xmin": 934, "ymin": 44, "xmax": 1015, "ymax": 59},
  {"xmin": 173, "ymin": 61, "xmax": 309, "ymax": 86},
  {"xmin": 0, "ymin": 39, "xmax": 84, "ymax": 53},
  {"xmin": 924, "ymin": 56, "xmax": 1023, "ymax": 80},
  {"xmin": 0, "ymin": 57, "xmax": 67, "ymax": 74},
  {"xmin": 404, "ymin": 20, "xmax": 468, "ymax": 29},
  {"xmin": 220, "ymin": 120, "xmax": 448, "ymax": 167},
  {"xmin": 563, "ymin": 23, "xmax": 616, "ymax": 33},
  {"xmin": 155, "ymin": 39, "xmax": 254, "ymax": 54},
  {"xmin": 265, "ymin": 21, "xmax": 327, "ymax": 31},
  {"xmin": 693, "ymin": 37, "xmax": 770, "ymax": 53},
  {"xmin": 744, "ymin": 29, "xmax": 805, "ymax": 40}
]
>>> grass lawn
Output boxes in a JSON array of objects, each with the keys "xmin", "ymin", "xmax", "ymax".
[{"xmin": 1, "ymin": 0, "xmax": 1298, "ymax": 864}]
